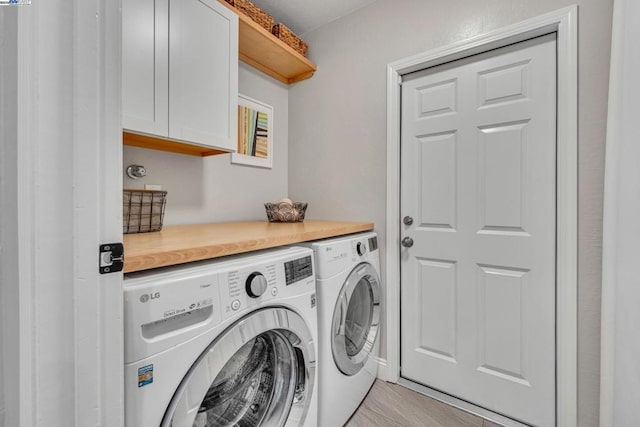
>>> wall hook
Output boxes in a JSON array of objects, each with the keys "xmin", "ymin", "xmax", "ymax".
[{"xmin": 126, "ymin": 164, "xmax": 147, "ymax": 179}]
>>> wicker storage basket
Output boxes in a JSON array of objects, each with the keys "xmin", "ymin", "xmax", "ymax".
[
  {"xmin": 225, "ymin": 0, "xmax": 274, "ymax": 32},
  {"xmin": 123, "ymin": 189, "xmax": 167, "ymax": 234},
  {"xmin": 265, "ymin": 202, "xmax": 308, "ymax": 223},
  {"xmin": 272, "ymin": 23, "xmax": 308, "ymax": 56}
]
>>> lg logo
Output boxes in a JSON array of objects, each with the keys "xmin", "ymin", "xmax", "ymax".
[{"xmin": 139, "ymin": 292, "xmax": 160, "ymax": 303}]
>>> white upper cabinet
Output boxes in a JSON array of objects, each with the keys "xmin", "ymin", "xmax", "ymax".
[
  {"xmin": 122, "ymin": 0, "xmax": 238, "ymax": 152},
  {"xmin": 169, "ymin": 0, "xmax": 238, "ymax": 149},
  {"xmin": 122, "ymin": 0, "xmax": 169, "ymax": 136}
]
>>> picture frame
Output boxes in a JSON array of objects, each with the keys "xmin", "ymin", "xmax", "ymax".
[{"xmin": 231, "ymin": 94, "xmax": 274, "ymax": 169}]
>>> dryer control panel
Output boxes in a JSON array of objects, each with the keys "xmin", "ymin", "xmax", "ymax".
[{"xmin": 311, "ymin": 232, "xmax": 379, "ymax": 280}]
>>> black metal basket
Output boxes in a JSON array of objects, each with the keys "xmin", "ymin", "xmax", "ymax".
[{"xmin": 123, "ymin": 189, "xmax": 167, "ymax": 233}]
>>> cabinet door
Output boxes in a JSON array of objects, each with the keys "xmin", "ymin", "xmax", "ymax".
[
  {"xmin": 169, "ymin": 0, "xmax": 238, "ymax": 151},
  {"xmin": 122, "ymin": 0, "xmax": 169, "ymax": 136}
]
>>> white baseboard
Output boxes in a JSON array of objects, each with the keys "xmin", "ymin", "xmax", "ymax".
[{"xmin": 375, "ymin": 356, "xmax": 396, "ymax": 383}]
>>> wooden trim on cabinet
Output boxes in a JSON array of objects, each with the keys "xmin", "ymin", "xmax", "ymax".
[{"xmin": 122, "ymin": 131, "xmax": 229, "ymax": 157}]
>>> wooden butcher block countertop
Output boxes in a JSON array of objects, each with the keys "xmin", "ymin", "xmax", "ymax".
[{"xmin": 123, "ymin": 220, "xmax": 374, "ymax": 273}]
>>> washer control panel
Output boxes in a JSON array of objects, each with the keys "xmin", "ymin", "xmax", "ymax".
[
  {"xmin": 246, "ymin": 272, "xmax": 268, "ymax": 298},
  {"xmin": 224, "ymin": 263, "xmax": 277, "ymax": 312},
  {"xmin": 218, "ymin": 249, "xmax": 315, "ymax": 319},
  {"xmin": 284, "ymin": 255, "xmax": 313, "ymax": 285}
]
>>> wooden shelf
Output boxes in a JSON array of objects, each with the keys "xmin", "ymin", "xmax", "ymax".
[
  {"xmin": 219, "ymin": 1, "xmax": 317, "ymax": 84},
  {"xmin": 123, "ymin": 220, "xmax": 373, "ymax": 272},
  {"xmin": 123, "ymin": 131, "xmax": 229, "ymax": 157}
]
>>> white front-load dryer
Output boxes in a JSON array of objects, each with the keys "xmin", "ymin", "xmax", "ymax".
[
  {"xmin": 123, "ymin": 247, "xmax": 318, "ymax": 427},
  {"xmin": 303, "ymin": 232, "xmax": 381, "ymax": 427}
]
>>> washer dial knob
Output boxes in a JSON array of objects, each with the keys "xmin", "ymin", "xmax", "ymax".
[
  {"xmin": 356, "ymin": 241, "xmax": 367, "ymax": 256},
  {"xmin": 246, "ymin": 272, "xmax": 268, "ymax": 298}
]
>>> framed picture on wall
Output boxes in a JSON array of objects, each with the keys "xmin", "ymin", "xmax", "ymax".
[{"xmin": 231, "ymin": 94, "xmax": 273, "ymax": 169}]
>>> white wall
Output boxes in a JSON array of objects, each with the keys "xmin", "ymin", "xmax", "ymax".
[
  {"xmin": 123, "ymin": 63, "xmax": 289, "ymax": 224},
  {"xmin": 0, "ymin": 8, "xmax": 19, "ymax": 427},
  {"xmin": 600, "ymin": 0, "xmax": 640, "ymax": 425},
  {"xmin": 288, "ymin": 0, "xmax": 612, "ymax": 425}
]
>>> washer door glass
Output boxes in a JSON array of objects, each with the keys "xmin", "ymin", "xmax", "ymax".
[
  {"xmin": 162, "ymin": 308, "xmax": 315, "ymax": 427},
  {"xmin": 332, "ymin": 263, "xmax": 381, "ymax": 376},
  {"xmin": 196, "ymin": 331, "xmax": 292, "ymax": 426}
]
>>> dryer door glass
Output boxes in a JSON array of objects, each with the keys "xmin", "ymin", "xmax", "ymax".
[
  {"xmin": 345, "ymin": 278, "xmax": 373, "ymax": 357},
  {"xmin": 162, "ymin": 308, "xmax": 316, "ymax": 427},
  {"xmin": 332, "ymin": 262, "xmax": 381, "ymax": 376}
]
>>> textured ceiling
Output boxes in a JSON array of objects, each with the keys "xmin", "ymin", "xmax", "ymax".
[{"xmin": 250, "ymin": 0, "xmax": 378, "ymax": 35}]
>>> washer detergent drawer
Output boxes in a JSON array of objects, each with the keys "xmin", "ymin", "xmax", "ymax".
[
  {"xmin": 124, "ymin": 270, "xmax": 222, "ymax": 363},
  {"xmin": 141, "ymin": 305, "xmax": 213, "ymax": 339}
]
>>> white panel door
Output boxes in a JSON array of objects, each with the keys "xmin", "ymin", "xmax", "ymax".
[
  {"xmin": 169, "ymin": 0, "xmax": 238, "ymax": 151},
  {"xmin": 400, "ymin": 34, "xmax": 557, "ymax": 427}
]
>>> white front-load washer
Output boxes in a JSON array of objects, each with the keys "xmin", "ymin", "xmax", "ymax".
[
  {"xmin": 303, "ymin": 232, "xmax": 381, "ymax": 427},
  {"xmin": 123, "ymin": 247, "xmax": 318, "ymax": 427}
]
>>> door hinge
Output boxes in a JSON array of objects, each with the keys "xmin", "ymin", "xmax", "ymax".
[{"xmin": 99, "ymin": 243, "xmax": 124, "ymax": 274}]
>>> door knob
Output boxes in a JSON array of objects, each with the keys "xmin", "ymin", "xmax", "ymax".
[
  {"xmin": 401, "ymin": 237, "xmax": 414, "ymax": 248},
  {"xmin": 403, "ymin": 216, "xmax": 414, "ymax": 226}
]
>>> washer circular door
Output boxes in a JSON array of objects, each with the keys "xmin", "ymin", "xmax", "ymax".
[
  {"xmin": 161, "ymin": 307, "xmax": 315, "ymax": 427},
  {"xmin": 331, "ymin": 262, "xmax": 381, "ymax": 376}
]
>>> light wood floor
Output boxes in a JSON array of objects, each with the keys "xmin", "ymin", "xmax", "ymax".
[{"xmin": 345, "ymin": 380, "xmax": 502, "ymax": 427}]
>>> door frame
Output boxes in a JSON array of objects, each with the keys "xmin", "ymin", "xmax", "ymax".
[
  {"xmin": 384, "ymin": 6, "xmax": 578, "ymax": 426},
  {"xmin": 7, "ymin": 1, "xmax": 123, "ymax": 426}
]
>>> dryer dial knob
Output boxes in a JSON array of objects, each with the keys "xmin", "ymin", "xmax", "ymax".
[
  {"xmin": 246, "ymin": 272, "xmax": 268, "ymax": 298},
  {"xmin": 356, "ymin": 241, "xmax": 366, "ymax": 256}
]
